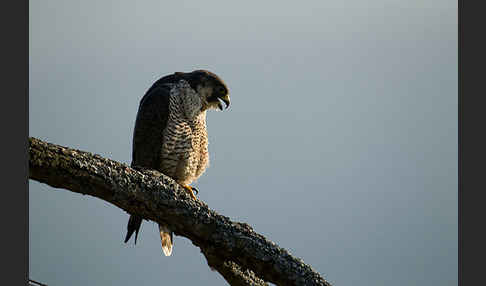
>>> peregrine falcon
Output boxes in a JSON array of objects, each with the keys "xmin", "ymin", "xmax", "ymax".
[{"xmin": 123, "ymin": 70, "xmax": 230, "ymax": 256}]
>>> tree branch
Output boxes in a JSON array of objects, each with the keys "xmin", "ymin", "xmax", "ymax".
[{"xmin": 29, "ymin": 137, "xmax": 332, "ymax": 286}]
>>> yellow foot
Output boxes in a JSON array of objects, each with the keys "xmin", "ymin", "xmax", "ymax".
[{"xmin": 182, "ymin": 185, "xmax": 198, "ymax": 200}]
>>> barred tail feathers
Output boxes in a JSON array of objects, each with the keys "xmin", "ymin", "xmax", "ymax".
[{"xmin": 159, "ymin": 224, "xmax": 173, "ymax": 256}]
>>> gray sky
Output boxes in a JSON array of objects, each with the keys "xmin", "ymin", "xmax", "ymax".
[{"xmin": 29, "ymin": 1, "xmax": 457, "ymax": 285}]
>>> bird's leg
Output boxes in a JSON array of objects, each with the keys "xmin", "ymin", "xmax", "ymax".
[{"xmin": 181, "ymin": 185, "xmax": 198, "ymax": 200}]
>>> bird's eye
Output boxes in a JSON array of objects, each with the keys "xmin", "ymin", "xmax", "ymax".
[{"xmin": 217, "ymin": 86, "xmax": 225, "ymax": 94}]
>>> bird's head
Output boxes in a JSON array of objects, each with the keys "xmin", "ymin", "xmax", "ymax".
[{"xmin": 182, "ymin": 70, "xmax": 230, "ymax": 111}]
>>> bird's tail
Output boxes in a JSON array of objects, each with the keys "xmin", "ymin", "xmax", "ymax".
[
  {"xmin": 159, "ymin": 224, "xmax": 173, "ymax": 256},
  {"xmin": 124, "ymin": 215, "xmax": 143, "ymax": 244}
]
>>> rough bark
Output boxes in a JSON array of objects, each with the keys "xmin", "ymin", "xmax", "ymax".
[{"xmin": 29, "ymin": 137, "xmax": 332, "ymax": 286}]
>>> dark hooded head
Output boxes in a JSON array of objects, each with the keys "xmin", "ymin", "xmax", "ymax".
[{"xmin": 182, "ymin": 70, "xmax": 230, "ymax": 111}]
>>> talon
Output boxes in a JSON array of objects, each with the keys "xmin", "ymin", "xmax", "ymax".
[{"xmin": 182, "ymin": 185, "xmax": 198, "ymax": 200}]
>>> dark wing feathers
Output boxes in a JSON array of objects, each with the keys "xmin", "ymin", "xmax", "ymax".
[
  {"xmin": 125, "ymin": 79, "xmax": 173, "ymax": 244},
  {"xmin": 131, "ymin": 84, "xmax": 171, "ymax": 169}
]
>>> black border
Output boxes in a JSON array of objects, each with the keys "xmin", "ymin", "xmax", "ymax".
[
  {"xmin": 3, "ymin": 0, "xmax": 28, "ymax": 285},
  {"xmin": 459, "ymin": 0, "xmax": 485, "ymax": 285}
]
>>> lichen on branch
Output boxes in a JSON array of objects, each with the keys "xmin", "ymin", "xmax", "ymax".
[{"xmin": 29, "ymin": 137, "xmax": 331, "ymax": 286}]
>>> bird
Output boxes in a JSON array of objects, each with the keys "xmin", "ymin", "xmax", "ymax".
[{"xmin": 123, "ymin": 70, "xmax": 230, "ymax": 256}]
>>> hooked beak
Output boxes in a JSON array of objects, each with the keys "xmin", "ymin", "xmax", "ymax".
[{"xmin": 217, "ymin": 94, "xmax": 230, "ymax": 110}]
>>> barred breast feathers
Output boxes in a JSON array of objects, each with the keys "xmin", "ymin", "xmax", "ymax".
[{"xmin": 159, "ymin": 80, "xmax": 210, "ymax": 185}]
